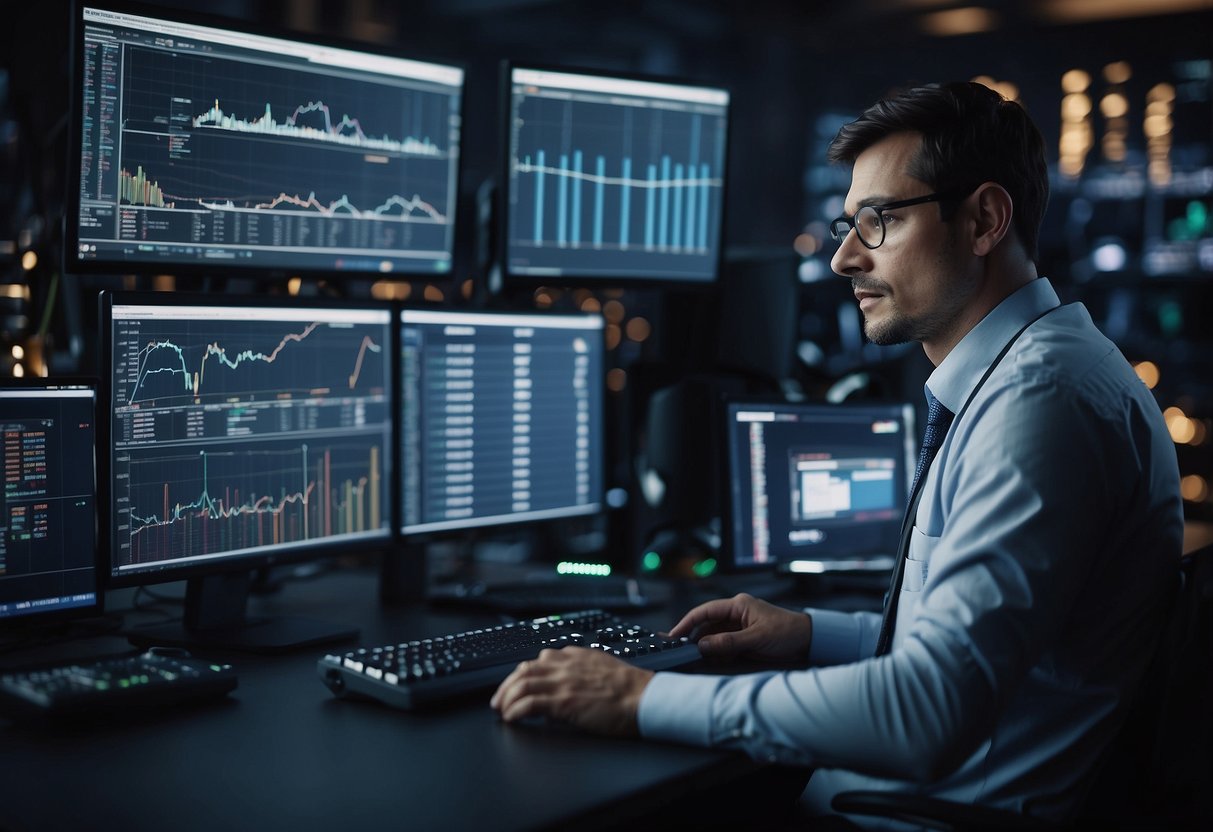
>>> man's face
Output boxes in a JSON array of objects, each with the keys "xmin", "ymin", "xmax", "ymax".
[{"xmin": 830, "ymin": 131, "xmax": 974, "ymax": 350}]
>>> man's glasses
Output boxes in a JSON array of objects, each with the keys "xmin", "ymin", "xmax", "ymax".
[{"xmin": 829, "ymin": 190, "xmax": 967, "ymax": 250}]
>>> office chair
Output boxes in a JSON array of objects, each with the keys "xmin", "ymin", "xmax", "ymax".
[{"xmin": 831, "ymin": 542, "xmax": 1213, "ymax": 832}]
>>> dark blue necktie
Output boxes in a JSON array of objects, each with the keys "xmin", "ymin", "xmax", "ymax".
[
  {"xmin": 911, "ymin": 391, "xmax": 955, "ymax": 496},
  {"xmin": 874, "ymin": 389, "xmax": 954, "ymax": 656}
]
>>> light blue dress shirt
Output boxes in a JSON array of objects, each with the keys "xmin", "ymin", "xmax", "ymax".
[{"xmin": 637, "ymin": 278, "xmax": 1183, "ymax": 826}]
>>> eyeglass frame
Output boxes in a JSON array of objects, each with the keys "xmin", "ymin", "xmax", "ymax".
[{"xmin": 829, "ymin": 187, "xmax": 972, "ymax": 250}]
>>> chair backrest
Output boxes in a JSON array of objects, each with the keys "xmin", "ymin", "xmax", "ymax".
[
  {"xmin": 1082, "ymin": 541, "xmax": 1213, "ymax": 826},
  {"xmin": 831, "ymin": 542, "xmax": 1213, "ymax": 832}
]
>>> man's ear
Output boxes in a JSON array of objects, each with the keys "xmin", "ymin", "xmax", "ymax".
[{"xmin": 970, "ymin": 182, "xmax": 1014, "ymax": 257}]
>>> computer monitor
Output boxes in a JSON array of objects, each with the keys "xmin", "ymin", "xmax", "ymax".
[
  {"xmin": 723, "ymin": 399, "xmax": 916, "ymax": 573},
  {"xmin": 399, "ymin": 308, "xmax": 604, "ymax": 536},
  {"xmin": 68, "ymin": 2, "xmax": 464, "ymax": 278},
  {"xmin": 99, "ymin": 292, "xmax": 394, "ymax": 651},
  {"xmin": 0, "ymin": 380, "xmax": 101, "ymax": 630},
  {"xmin": 502, "ymin": 65, "xmax": 729, "ymax": 285}
]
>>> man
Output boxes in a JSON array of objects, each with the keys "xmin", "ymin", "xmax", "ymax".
[{"xmin": 491, "ymin": 81, "xmax": 1183, "ymax": 825}]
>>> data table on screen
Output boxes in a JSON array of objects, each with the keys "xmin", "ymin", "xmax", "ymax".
[{"xmin": 400, "ymin": 309, "xmax": 604, "ymax": 535}]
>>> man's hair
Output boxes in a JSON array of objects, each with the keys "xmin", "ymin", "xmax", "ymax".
[{"xmin": 827, "ymin": 81, "xmax": 1048, "ymax": 262}]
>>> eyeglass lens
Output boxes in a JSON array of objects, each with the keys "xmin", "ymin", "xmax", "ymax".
[{"xmin": 831, "ymin": 205, "xmax": 885, "ymax": 248}]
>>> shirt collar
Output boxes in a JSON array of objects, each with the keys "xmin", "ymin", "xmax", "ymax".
[{"xmin": 926, "ymin": 277, "xmax": 1061, "ymax": 414}]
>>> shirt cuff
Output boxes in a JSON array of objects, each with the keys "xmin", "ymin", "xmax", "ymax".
[
  {"xmin": 637, "ymin": 671, "xmax": 725, "ymax": 747},
  {"xmin": 806, "ymin": 607, "xmax": 876, "ymax": 666}
]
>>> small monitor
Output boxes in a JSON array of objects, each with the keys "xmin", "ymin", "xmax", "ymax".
[
  {"xmin": 100, "ymin": 292, "xmax": 394, "ymax": 651},
  {"xmin": 723, "ymin": 400, "xmax": 916, "ymax": 573},
  {"xmin": 503, "ymin": 65, "xmax": 729, "ymax": 285},
  {"xmin": 69, "ymin": 2, "xmax": 464, "ymax": 278},
  {"xmin": 0, "ymin": 380, "xmax": 101, "ymax": 628},
  {"xmin": 400, "ymin": 308, "xmax": 604, "ymax": 535}
]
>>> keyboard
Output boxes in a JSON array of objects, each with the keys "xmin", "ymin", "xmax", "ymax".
[
  {"xmin": 427, "ymin": 576, "xmax": 655, "ymax": 614},
  {"xmin": 0, "ymin": 649, "xmax": 238, "ymax": 718},
  {"xmin": 318, "ymin": 609, "xmax": 700, "ymax": 710}
]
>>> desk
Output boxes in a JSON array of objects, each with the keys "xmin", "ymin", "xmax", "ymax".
[{"xmin": 0, "ymin": 568, "xmax": 762, "ymax": 832}]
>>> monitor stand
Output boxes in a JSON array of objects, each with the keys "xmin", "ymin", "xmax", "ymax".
[
  {"xmin": 124, "ymin": 571, "xmax": 358, "ymax": 655},
  {"xmin": 764, "ymin": 567, "xmax": 889, "ymax": 613},
  {"xmin": 380, "ymin": 541, "xmax": 428, "ymax": 605}
]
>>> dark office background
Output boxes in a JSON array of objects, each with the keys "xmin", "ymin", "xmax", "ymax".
[{"xmin": 1, "ymin": 0, "xmax": 1211, "ymax": 566}]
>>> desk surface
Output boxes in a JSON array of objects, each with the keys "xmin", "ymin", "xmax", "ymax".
[
  {"xmin": 1, "ymin": 567, "xmax": 763, "ymax": 832},
  {"xmin": 8, "ymin": 523, "xmax": 1208, "ymax": 830}
]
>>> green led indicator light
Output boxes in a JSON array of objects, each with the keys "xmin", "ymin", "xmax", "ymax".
[
  {"xmin": 642, "ymin": 552, "xmax": 662, "ymax": 572},
  {"xmin": 556, "ymin": 561, "xmax": 612, "ymax": 577},
  {"xmin": 692, "ymin": 558, "xmax": 718, "ymax": 578}
]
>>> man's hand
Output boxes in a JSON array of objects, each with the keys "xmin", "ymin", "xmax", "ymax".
[
  {"xmin": 669, "ymin": 593, "xmax": 812, "ymax": 663},
  {"xmin": 490, "ymin": 647, "xmax": 654, "ymax": 735}
]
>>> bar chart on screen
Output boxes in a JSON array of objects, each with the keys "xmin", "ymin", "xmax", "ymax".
[
  {"xmin": 512, "ymin": 115, "xmax": 720, "ymax": 254},
  {"xmin": 505, "ymin": 67, "xmax": 729, "ymax": 281}
]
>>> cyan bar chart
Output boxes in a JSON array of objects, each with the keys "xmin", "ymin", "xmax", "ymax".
[
  {"xmin": 507, "ymin": 69, "xmax": 729, "ymax": 282},
  {"xmin": 517, "ymin": 148, "xmax": 714, "ymax": 254}
]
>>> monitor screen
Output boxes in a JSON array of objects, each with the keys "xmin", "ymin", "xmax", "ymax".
[
  {"xmin": 100, "ymin": 293, "xmax": 393, "ymax": 650},
  {"xmin": 69, "ymin": 3, "xmax": 464, "ymax": 277},
  {"xmin": 503, "ymin": 66, "xmax": 729, "ymax": 284},
  {"xmin": 102, "ymin": 294, "xmax": 393, "ymax": 582},
  {"xmin": 0, "ymin": 381, "xmax": 100, "ymax": 626},
  {"xmin": 724, "ymin": 400, "xmax": 916, "ymax": 572},
  {"xmin": 400, "ymin": 308, "xmax": 604, "ymax": 535}
]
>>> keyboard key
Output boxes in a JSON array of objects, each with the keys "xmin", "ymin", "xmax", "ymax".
[
  {"xmin": 318, "ymin": 609, "xmax": 698, "ymax": 710},
  {"xmin": 0, "ymin": 650, "xmax": 238, "ymax": 718}
]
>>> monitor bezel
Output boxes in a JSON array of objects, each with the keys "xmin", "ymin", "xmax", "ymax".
[
  {"xmin": 498, "ymin": 60, "xmax": 732, "ymax": 290},
  {"xmin": 97, "ymin": 290, "xmax": 396, "ymax": 590},
  {"xmin": 718, "ymin": 395, "xmax": 916, "ymax": 574},
  {"xmin": 0, "ymin": 376, "xmax": 105, "ymax": 629},
  {"xmin": 65, "ymin": 0, "xmax": 468, "ymax": 282},
  {"xmin": 397, "ymin": 303, "xmax": 608, "ymax": 539}
]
